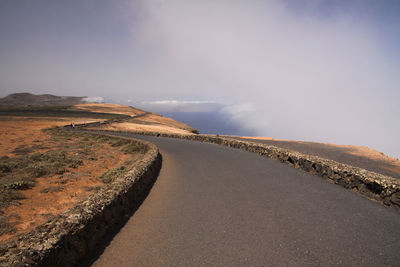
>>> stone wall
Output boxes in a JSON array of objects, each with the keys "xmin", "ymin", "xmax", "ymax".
[
  {"xmin": 91, "ymin": 129, "xmax": 400, "ymax": 212},
  {"xmin": 0, "ymin": 134, "xmax": 161, "ymax": 266}
]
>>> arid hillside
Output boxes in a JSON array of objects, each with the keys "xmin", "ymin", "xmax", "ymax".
[
  {"xmin": 0, "ymin": 93, "xmax": 199, "ymax": 135},
  {"xmin": 0, "ymin": 93, "xmax": 84, "ymax": 107},
  {"xmin": 72, "ymin": 103, "xmax": 198, "ymax": 134}
]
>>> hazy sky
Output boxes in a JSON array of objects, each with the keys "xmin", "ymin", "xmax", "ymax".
[{"xmin": 0, "ymin": 0, "xmax": 399, "ymax": 158}]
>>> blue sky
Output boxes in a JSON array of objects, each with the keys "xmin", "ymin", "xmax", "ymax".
[{"xmin": 0, "ymin": 0, "xmax": 399, "ymax": 158}]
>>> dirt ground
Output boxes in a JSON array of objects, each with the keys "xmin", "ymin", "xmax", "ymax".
[
  {"xmin": 0, "ymin": 117, "xmax": 104, "ymax": 158},
  {"xmin": 0, "ymin": 117, "xmax": 131, "ymax": 243}
]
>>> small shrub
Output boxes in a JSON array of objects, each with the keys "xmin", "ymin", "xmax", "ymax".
[
  {"xmin": 3, "ymin": 180, "xmax": 35, "ymax": 190},
  {"xmin": 27, "ymin": 162, "xmax": 48, "ymax": 177},
  {"xmin": 29, "ymin": 152, "xmax": 44, "ymax": 162},
  {"xmin": 42, "ymin": 151, "xmax": 67, "ymax": 162},
  {"xmin": 95, "ymin": 135, "xmax": 110, "ymax": 142},
  {"xmin": 109, "ymin": 139, "xmax": 129, "ymax": 147},
  {"xmin": 68, "ymin": 159, "xmax": 83, "ymax": 168},
  {"xmin": 122, "ymin": 142, "xmax": 147, "ymax": 154},
  {"xmin": 99, "ymin": 166, "xmax": 127, "ymax": 183},
  {"xmin": 56, "ymin": 178, "xmax": 70, "ymax": 184},
  {"xmin": 40, "ymin": 186, "xmax": 64, "ymax": 193},
  {"xmin": 13, "ymin": 145, "xmax": 35, "ymax": 155},
  {"xmin": 0, "ymin": 162, "xmax": 18, "ymax": 173},
  {"xmin": 78, "ymin": 147, "xmax": 91, "ymax": 155},
  {"xmin": 0, "ymin": 216, "xmax": 16, "ymax": 235},
  {"xmin": 0, "ymin": 187, "xmax": 24, "ymax": 209},
  {"xmin": 51, "ymin": 162, "xmax": 67, "ymax": 174}
]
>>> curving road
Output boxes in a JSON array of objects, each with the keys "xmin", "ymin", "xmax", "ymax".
[{"xmin": 92, "ymin": 134, "xmax": 400, "ymax": 266}]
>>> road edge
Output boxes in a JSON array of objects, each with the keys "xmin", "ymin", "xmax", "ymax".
[{"xmin": 91, "ymin": 129, "xmax": 400, "ymax": 212}]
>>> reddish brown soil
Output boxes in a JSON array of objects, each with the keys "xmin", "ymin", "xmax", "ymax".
[
  {"xmin": 0, "ymin": 117, "xmax": 103, "ymax": 158},
  {"xmin": 0, "ymin": 117, "xmax": 130, "ymax": 243}
]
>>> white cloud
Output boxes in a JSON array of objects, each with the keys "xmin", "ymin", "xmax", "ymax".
[
  {"xmin": 127, "ymin": 0, "xmax": 400, "ymax": 158},
  {"xmin": 141, "ymin": 100, "xmax": 217, "ymax": 105},
  {"xmin": 82, "ymin": 96, "xmax": 105, "ymax": 103},
  {"xmin": 138, "ymin": 100, "xmax": 222, "ymax": 112}
]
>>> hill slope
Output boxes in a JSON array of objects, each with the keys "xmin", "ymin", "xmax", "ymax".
[
  {"xmin": 0, "ymin": 93, "xmax": 85, "ymax": 107},
  {"xmin": 72, "ymin": 103, "xmax": 198, "ymax": 134}
]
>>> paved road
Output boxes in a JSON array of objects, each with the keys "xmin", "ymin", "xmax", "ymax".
[{"xmin": 92, "ymin": 134, "xmax": 400, "ymax": 266}]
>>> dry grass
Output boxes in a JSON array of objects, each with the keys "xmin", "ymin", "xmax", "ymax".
[
  {"xmin": 71, "ymin": 103, "xmax": 145, "ymax": 117},
  {"xmin": 72, "ymin": 103, "xmax": 198, "ymax": 134},
  {"xmin": 134, "ymin": 113, "xmax": 196, "ymax": 132},
  {"xmin": 0, "ymin": 117, "xmax": 144, "ymax": 243},
  {"xmin": 96, "ymin": 122, "xmax": 195, "ymax": 135}
]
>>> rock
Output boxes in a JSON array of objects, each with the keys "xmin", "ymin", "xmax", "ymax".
[{"xmin": 390, "ymin": 192, "xmax": 400, "ymax": 206}]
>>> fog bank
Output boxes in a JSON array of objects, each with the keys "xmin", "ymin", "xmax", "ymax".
[{"xmin": 130, "ymin": 0, "xmax": 400, "ymax": 158}]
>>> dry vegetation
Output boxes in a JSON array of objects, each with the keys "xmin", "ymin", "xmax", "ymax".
[
  {"xmin": 0, "ymin": 116, "xmax": 147, "ymax": 243},
  {"xmin": 73, "ymin": 103, "xmax": 198, "ymax": 134},
  {"xmin": 71, "ymin": 103, "xmax": 146, "ymax": 117},
  {"xmin": 98, "ymin": 121, "xmax": 195, "ymax": 135},
  {"xmin": 0, "ymin": 117, "xmax": 103, "ymax": 158}
]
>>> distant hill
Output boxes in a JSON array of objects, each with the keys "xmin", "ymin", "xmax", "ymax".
[
  {"xmin": 0, "ymin": 93, "xmax": 85, "ymax": 107},
  {"xmin": 0, "ymin": 93, "xmax": 199, "ymax": 134}
]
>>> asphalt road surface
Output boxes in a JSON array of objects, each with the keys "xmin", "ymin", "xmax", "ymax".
[{"xmin": 92, "ymin": 134, "xmax": 400, "ymax": 266}]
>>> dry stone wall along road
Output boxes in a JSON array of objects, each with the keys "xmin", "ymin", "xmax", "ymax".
[
  {"xmin": 231, "ymin": 136, "xmax": 400, "ymax": 179},
  {"xmin": 90, "ymin": 134, "xmax": 400, "ymax": 266}
]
